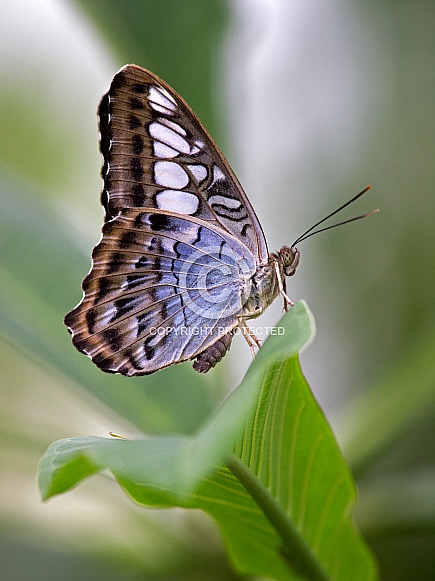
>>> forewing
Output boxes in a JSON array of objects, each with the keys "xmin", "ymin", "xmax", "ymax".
[
  {"xmin": 99, "ymin": 64, "xmax": 268, "ymax": 264},
  {"xmin": 65, "ymin": 209, "xmax": 257, "ymax": 376}
]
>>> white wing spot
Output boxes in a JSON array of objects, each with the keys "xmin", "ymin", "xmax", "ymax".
[
  {"xmin": 190, "ymin": 139, "xmax": 204, "ymax": 155},
  {"xmin": 156, "ymin": 190, "xmax": 199, "ymax": 215},
  {"xmin": 149, "ymin": 102, "xmax": 172, "ymax": 115},
  {"xmin": 158, "ymin": 86, "xmax": 177, "ymax": 105},
  {"xmin": 213, "ymin": 165, "xmax": 226, "ymax": 182},
  {"xmin": 95, "ymin": 306, "xmax": 118, "ymax": 333},
  {"xmin": 154, "ymin": 161, "xmax": 189, "ymax": 189},
  {"xmin": 149, "ymin": 122, "xmax": 190, "ymax": 154},
  {"xmin": 149, "ymin": 87, "xmax": 177, "ymax": 114},
  {"xmin": 153, "ymin": 141, "xmax": 179, "ymax": 158},
  {"xmin": 159, "ymin": 117, "xmax": 187, "ymax": 136},
  {"xmin": 187, "ymin": 164, "xmax": 208, "ymax": 184},
  {"xmin": 208, "ymin": 195, "xmax": 242, "ymax": 210}
]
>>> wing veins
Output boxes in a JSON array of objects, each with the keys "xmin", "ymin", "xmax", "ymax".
[{"xmin": 93, "ymin": 281, "xmax": 239, "ymax": 364}]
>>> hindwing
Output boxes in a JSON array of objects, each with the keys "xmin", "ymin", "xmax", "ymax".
[{"xmin": 65, "ymin": 209, "xmax": 257, "ymax": 375}]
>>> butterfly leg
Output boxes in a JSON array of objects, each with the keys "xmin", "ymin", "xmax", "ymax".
[
  {"xmin": 274, "ymin": 261, "xmax": 294, "ymax": 310},
  {"xmin": 238, "ymin": 318, "xmax": 261, "ymax": 358}
]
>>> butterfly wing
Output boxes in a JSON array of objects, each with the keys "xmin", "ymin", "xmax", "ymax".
[
  {"xmin": 65, "ymin": 209, "xmax": 257, "ymax": 375},
  {"xmin": 98, "ymin": 64, "xmax": 269, "ymax": 263},
  {"xmin": 66, "ymin": 64, "xmax": 271, "ymax": 375}
]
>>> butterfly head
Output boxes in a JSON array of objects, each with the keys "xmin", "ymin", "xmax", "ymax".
[{"xmin": 278, "ymin": 246, "xmax": 300, "ymax": 277}]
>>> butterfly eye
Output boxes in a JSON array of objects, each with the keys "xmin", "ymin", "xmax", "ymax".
[{"xmin": 279, "ymin": 246, "xmax": 300, "ymax": 277}]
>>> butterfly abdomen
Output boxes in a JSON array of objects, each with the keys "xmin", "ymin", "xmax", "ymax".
[{"xmin": 192, "ymin": 332, "xmax": 233, "ymax": 373}]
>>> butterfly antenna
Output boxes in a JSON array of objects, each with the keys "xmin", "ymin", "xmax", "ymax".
[{"xmin": 292, "ymin": 186, "xmax": 378, "ymax": 246}]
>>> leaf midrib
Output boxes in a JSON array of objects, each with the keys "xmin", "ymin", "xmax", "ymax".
[{"xmin": 226, "ymin": 453, "xmax": 331, "ymax": 581}]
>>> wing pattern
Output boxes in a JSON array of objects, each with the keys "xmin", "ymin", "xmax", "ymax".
[
  {"xmin": 99, "ymin": 65, "xmax": 268, "ymax": 262},
  {"xmin": 65, "ymin": 209, "xmax": 257, "ymax": 374},
  {"xmin": 66, "ymin": 65, "xmax": 271, "ymax": 375}
]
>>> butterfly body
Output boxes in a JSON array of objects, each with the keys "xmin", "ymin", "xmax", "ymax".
[
  {"xmin": 65, "ymin": 65, "xmax": 300, "ymax": 375},
  {"xmin": 242, "ymin": 259, "xmax": 282, "ymax": 318}
]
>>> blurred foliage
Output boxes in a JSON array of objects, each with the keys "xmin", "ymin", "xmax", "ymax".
[
  {"xmin": 0, "ymin": 0, "xmax": 434, "ymax": 580},
  {"xmin": 76, "ymin": 0, "xmax": 229, "ymax": 141}
]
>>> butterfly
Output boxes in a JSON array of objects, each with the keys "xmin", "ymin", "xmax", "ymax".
[{"xmin": 65, "ymin": 64, "xmax": 375, "ymax": 376}]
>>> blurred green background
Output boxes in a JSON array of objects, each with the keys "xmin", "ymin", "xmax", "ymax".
[{"xmin": 0, "ymin": 0, "xmax": 433, "ymax": 579}]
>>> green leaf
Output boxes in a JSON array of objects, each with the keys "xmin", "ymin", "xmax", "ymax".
[
  {"xmin": 39, "ymin": 302, "xmax": 376, "ymax": 580},
  {"xmin": 38, "ymin": 437, "xmax": 105, "ymax": 498},
  {"xmin": 191, "ymin": 357, "xmax": 377, "ymax": 581},
  {"xmin": 39, "ymin": 302, "xmax": 314, "ymax": 501}
]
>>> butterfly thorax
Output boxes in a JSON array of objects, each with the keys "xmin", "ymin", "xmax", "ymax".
[
  {"xmin": 241, "ymin": 257, "xmax": 283, "ymax": 319},
  {"xmin": 241, "ymin": 245, "xmax": 300, "ymax": 319}
]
